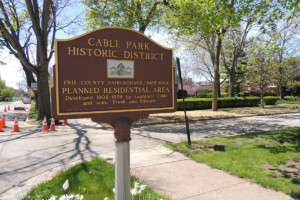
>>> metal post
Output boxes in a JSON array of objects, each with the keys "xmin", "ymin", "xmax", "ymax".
[
  {"xmin": 176, "ymin": 57, "xmax": 191, "ymax": 145},
  {"xmin": 114, "ymin": 117, "xmax": 131, "ymax": 200}
]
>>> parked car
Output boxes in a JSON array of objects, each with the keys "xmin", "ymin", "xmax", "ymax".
[{"xmin": 22, "ymin": 97, "xmax": 31, "ymax": 104}]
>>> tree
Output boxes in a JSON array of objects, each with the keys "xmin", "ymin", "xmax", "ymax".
[
  {"xmin": 244, "ymin": 41, "xmax": 273, "ymax": 108},
  {"xmin": 167, "ymin": 0, "xmax": 256, "ymax": 110},
  {"xmin": 0, "ymin": 0, "xmax": 75, "ymax": 120},
  {"xmin": 1, "ymin": 87, "xmax": 15, "ymax": 100},
  {"xmin": 167, "ymin": 0, "xmax": 299, "ymax": 111},
  {"xmin": 221, "ymin": 20, "xmax": 254, "ymax": 97},
  {"xmin": 267, "ymin": 22, "xmax": 300, "ymax": 99},
  {"xmin": 84, "ymin": 0, "xmax": 171, "ymax": 33}
]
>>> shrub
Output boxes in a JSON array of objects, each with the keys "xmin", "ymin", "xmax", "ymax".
[
  {"xmin": 177, "ymin": 89, "xmax": 188, "ymax": 99},
  {"xmin": 177, "ymin": 97, "xmax": 260, "ymax": 110},
  {"xmin": 195, "ymin": 93, "xmax": 228, "ymax": 98},
  {"xmin": 264, "ymin": 90, "xmax": 277, "ymax": 96},
  {"xmin": 264, "ymin": 96, "xmax": 279, "ymax": 105},
  {"xmin": 238, "ymin": 91, "xmax": 251, "ymax": 97},
  {"xmin": 196, "ymin": 93, "xmax": 213, "ymax": 98}
]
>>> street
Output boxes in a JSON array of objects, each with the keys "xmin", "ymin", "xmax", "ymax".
[{"xmin": 0, "ymin": 101, "xmax": 299, "ymax": 199}]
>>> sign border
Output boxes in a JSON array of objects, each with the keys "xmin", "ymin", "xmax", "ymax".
[{"xmin": 54, "ymin": 27, "xmax": 175, "ymax": 116}]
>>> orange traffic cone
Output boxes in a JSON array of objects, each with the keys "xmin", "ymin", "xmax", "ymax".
[
  {"xmin": 2, "ymin": 114, "xmax": 6, "ymax": 127},
  {"xmin": 42, "ymin": 116, "xmax": 48, "ymax": 132},
  {"xmin": 0, "ymin": 120, "xmax": 4, "ymax": 132},
  {"xmin": 49, "ymin": 118, "xmax": 56, "ymax": 131},
  {"xmin": 8, "ymin": 105, "xmax": 10, "ymax": 111},
  {"xmin": 63, "ymin": 119, "xmax": 68, "ymax": 126},
  {"xmin": 4, "ymin": 106, "xmax": 7, "ymax": 112},
  {"xmin": 12, "ymin": 116, "xmax": 20, "ymax": 132}
]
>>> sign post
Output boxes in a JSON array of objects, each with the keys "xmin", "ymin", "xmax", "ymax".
[{"xmin": 51, "ymin": 27, "xmax": 176, "ymax": 199}]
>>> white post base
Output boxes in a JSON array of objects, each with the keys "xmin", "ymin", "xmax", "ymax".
[{"xmin": 115, "ymin": 141, "xmax": 130, "ymax": 200}]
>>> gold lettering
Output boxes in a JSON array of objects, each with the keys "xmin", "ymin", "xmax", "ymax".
[
  {"xmin": 124, "ymin": 51, "xmax": 130, "ymax": 59},
  {"xmin": 62, "ymin": 88, "xmax": 67, "ymax": 94},
  {"xmin": 126, "ymin": 41, "xmax": 132, "ymax": 49},
  {"xmin": 68, "ymin": 47, "xmax": 76, "ymax": 55},
  {"xmin": 116, "ymin": 40, "xmax": 121, "ymax": 48},
  {"xmin": 112, "ymin": 50, "xmax": 118, "ymax": 58},
  {"xmin": 94, "ymin": 49, "xmax": 101, "ymax": 56},
  {"xmin": 87, "ymin": 49, "xmax": 93, "ymax": 56},
  {"xmin": 103, "ymin": 39, "xmax": 109, "ymax": 47},
  {"xmin": 96, "ymin": 39, "xmax": 102, "ymax": 47},
  {"xmin": 80, "ymin": 48, "xmax": 86, "ymax": 56},
  {"xmin": 144, "ymin": 43, "xmax": 149, "ymax": 50},
  {"xmin": 88, "ymin": 38, "xmax": 95, "ymax": 46},
  {"xmin": 102, "ymin": 50, "xmax": 108, "ymax": 57},
  {"xmin": 138, "ymin": 42, "xmax": 143, "ymax": 49}
]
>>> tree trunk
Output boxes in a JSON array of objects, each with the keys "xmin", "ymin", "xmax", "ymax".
[
  {"xmin": 218, "ymin": 79, "xmax": 221, "ymax": 97},
  {"xmin": 37, "ymin": 66, "xmax": 51, "ymax": 120},
  {"xmin": 260, "ymin": 91, "xmax": 264, "ymax": 108},
  {"xmin": 212, "ymin": 32, "xmax": 223, "ymax": 111},
  {"xmin": 279, "ymin": 86, "xmax": 284, "ymax": 100},
  {"xmin": 229, "ymin": 70, "xmax": 235, "ymax": 97}
]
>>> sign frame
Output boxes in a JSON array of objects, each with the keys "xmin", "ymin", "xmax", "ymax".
[{"xmin": 51, "ymin": 27, "xmax": 177, "ymax": 123}]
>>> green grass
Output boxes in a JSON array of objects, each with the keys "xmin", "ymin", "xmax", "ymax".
[
  {"xmin": 22, "ymin": 157, "xmax": 170, "ymax": 200},
  {"xmin": 28, "ymin": 100, "xmax": 38, "ymax": 120},
  {"xmin": 277, "ymin": 97, "xmax": 300, "ymax": 104},
  {"xmin": 167, "ymin": 128, "xmax": 300, "ymax": 199}
]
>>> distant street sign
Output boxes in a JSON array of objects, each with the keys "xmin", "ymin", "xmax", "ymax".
[
  {"xmin": 31, "ymin": 83, "xmax": 37, "ymax": 91},
  {"xmin": 51, "ymin": 27, "xmax": 176, "ymax": 122}
]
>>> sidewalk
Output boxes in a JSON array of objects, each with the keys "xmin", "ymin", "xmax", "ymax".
[{"xmin": 130, "ymin": 146, "xmax": 293, "ymax": 200}]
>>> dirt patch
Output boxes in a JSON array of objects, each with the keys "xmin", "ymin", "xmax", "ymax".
[
  {"xmin": 134, "ymin": 105, "xmax": 300, "ymax": 126},
  {"xmin": 264, "ymin": 160, "xmax": 300, "ymax": 181}
]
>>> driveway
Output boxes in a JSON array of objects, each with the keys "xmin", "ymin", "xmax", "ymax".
[{"xmin": 0, "ymin": 110, "xmax": 299, "ymax": 199}]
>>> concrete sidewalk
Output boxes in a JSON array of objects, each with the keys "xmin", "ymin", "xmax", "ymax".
[{"xmin": 130, "ymin": 147, "xmax": 293, "ymax": 200}]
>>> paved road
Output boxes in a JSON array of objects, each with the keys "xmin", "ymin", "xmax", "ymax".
[{"xmin": 0, "ymin": 107, "xmax": 299, "ymax": 199}]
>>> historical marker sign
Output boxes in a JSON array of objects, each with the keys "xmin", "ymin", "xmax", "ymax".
[
  {"xmin": 31, "ymin": 83, "xmax": 37, "ymax": 91},
  {"xmin": 51, "ymin": 27, "xmax": 176, "ymax": 122}
]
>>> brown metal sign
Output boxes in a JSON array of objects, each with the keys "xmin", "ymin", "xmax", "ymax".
[{"xmin": 51, "ymin": 27, "xmax": 176, "ymax": 123}]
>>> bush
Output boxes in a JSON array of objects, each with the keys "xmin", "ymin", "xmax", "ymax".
[
  {"xmin": 264, "ymin": 96, "xmax": 279, "ymax": 105},
  {"xmin": 196, "ymin": 93, "xmax": 213, "ymax": 98},
  {"xmin": 177, "ymin": 89, "xmax": 188, "ymax": 99},
  {"xmin": 264, "ymin": 90, "xmax": 277, "ymax": 96},
  {"xmin": 195, "ymin": 93, "xmax": 228, "ymax": 98},
  {"xmin": 238, "ymin": 91, "xmax": 251, "ymax": 97},
  {"xmin": 177, "ymin": 97, "xmax": 260, "ymax": 110}
]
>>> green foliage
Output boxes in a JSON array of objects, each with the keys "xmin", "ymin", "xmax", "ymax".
[
  {"xmin": 177, "ymin": 97, "xmax": 261, "ymax": 110},
  {"xmin": 195, "ymin": 93, "xmax": 228, "ymax": 98},
  {"xmin": 177, "ymin": 89, "xmax": 188, "ymax": 99},
  {"xmin": 277, "ymin": 97, "xmax": 300, "ymax": 104},
  {"xmin": 0, "ymin": 80, "xmax": 5, "ymax": 90},
  {"xmin": 238, "ymin": 91, "xmax": 251, "ymax": 97},
  {"xmin": 167, "ymin": 128, "xmax": 300, "ymax": 198},
  {"xmin": 263, "ymin": 96, "xmax": 279, "ymax": 105},
  {"xmin": 0, "ymin": 87, "xmax": 16, "ymax": 99},
  {"xmin": 84, "ymin": 0, "xmax": 169, "ymax": 32},
  {"xmin": 195, "ymin": 93, "xmax": 213, "ymax": 98},
  {"xmin": 177, "ymin": 96, "xmax": 278, "ymax": 110},
  {"xmin": 23, "ymin": 157, "xmax": 170, "ymax": 200},
  {"xmin": 28, "ymin": 101, "xmax": 38, "ymax": 120}
]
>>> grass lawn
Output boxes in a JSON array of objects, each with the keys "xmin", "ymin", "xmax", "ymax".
[
  {"xmin": 28, "ymin": 100, "xmax": 37, "ymax": 120},
  {"xmin": 167, "ymin": 128, "xmax": 300, "ymax": 199},
  {"xmin": 277, "ymin": 97, "xmax": 300, "ymax": 105},
  {"xmin": 22, "ymin": 157, "xmax": 170, "ymax": 200}
]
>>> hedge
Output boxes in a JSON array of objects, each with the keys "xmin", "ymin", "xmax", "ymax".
[
  {"xmin": 177, "ymin": 96, "xmax": 278, "ymax": 110},
  {"xmin": 263, "ymin": 96, "xmax": 279, "ymax": 105}
]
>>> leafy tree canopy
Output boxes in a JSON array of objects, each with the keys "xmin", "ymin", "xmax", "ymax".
[{"xmin": 84, "ymin": 0, "xmax": 171, "ymax": 33}]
